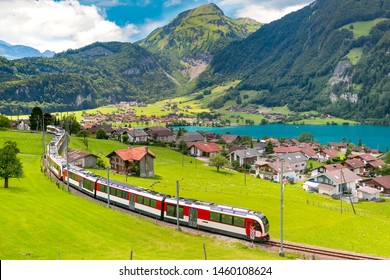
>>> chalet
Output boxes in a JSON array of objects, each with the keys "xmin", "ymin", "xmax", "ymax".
[
  {"xmin": 311, "ymin": 163, "xmax": 344, "ymax": 176},
  {"xmin": 328, "ymin": 142, "xmax": 347, "ymax": 152},
  {"xmin": 228, "ymin": 148, "xmax": 263, "ymax": 167},
  {"xmin": 188, "ymin": 142, "xmax": 221, "ymax": 157},
  {"xmin": 300, "ymin": 146, "xmax": 318, "ymax": 160},
  {"xmin": 255, "ymin": 160, "xmax": 297, "ymax": 183},
  {"xmin": 342, "ymin": 159, "xmax": 366, "ymax": 175},
  {"xmin": 273, "ymin": 146, "xmax": 301, "ymax": 154},
  {"xmin": 176, "ymin": 132, "xmax": 205, "ymax": 144},
  {"xmin": 308, "ymin": 168, "xmax": 361, "ymax": 199},
  {"xmin": 106, "ymin": 147, "xmax": 155, "ymax": 178},
  {"xmin": 85, "ymin": 124, "xmax": 114, "ymax": 136},
  {"xmin": 352, "ymin": 153, "xmax": 377, "ymax": 164},
  {"xmin": 317, "ymin": 148, "xmax": 339, "ymax": 162},
  {"xmin": 220, "ymin": 134, "xmax": 240, "ymax": 144},
  {"xmin": 144, "ymin": 126, "xmax": 174, "ymax": 142},
  {"xmin": 68, "ymin": 150, "xmax": 98, "ymax": 168},
  {"xmin": 303, "ymin": 180, "xmax": 337, "ymax": 196},
  {"xmin": 352, "ymin": 146, "xmax": 365, "ymax": 154},
  {"xmin": 360, "ymin": 176, "xmax": 390, "ymax": 195},
  {"xmin": 280, "ymin": 152, "xmax": 308, "ymax": 175},
  {"xmin": 365, "ymin": 160, "xmax": 385, "ymax": 175},
  {"xmin": 126, "ymin": 128, "xmax": 149, "ymax": 143}
]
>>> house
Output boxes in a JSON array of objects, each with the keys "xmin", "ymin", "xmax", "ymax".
[
  {"xmin": 300, "ymin": 146, "xmax": 318, "ymax": 160},
  {"xmin": 303, "ymin": 180, "xmax": 338, "ymax": 196},
  {"xmin": 220, "ymin": 134, "xmax": 240, "ymax": 144},
  {"xmin": 85, "ymin": 124, "xmax": 114, "ymax": 136},
  {"xmin": 342, "ymin": 159, "xmax": 366, "ymax": 175},
  {"xmin": 352, "ymin": 153, "xmax": 377, "ymax": 164},
  {"xmin": 273, "ymin": 146, "xmax": 301, "ymax": 154},
  {"xmin": 311, "ymin": 163, "xmax": 344, "ymax": 176},
  {"xmin": 317, "ymin": 148, "xmax": 339, "ymax": 162},
  {"xmin": 357, "ymin": 187, "xmax": 381, "ymax": 201},
  {"xmin": 188, "ymin": 142, "xmax": 221, "ymax": 157},
  {"xmin": 328, "ymin": 142, "xmax": 347, "ymax": 152},
  {"xmin": 68, "ymin": 150, "xmax": 98, "ymax": 168},
  {"xmin": 106, "ymin": 147, "xmax": 155, "ymax": 178},
  {"xmin": 308, "ymin": 168, "xmax": 361, "ymax": 197},
  {"xmin": 176, "ymin": 132, "xmax": 206, "ymax": 144},
  {"xmin": 280, "ymin": 152, "xmax": 308, "ymax": 175},
  {"xmin": 360, "ymin": 176, "xmax": 390, "ymax": 195},
  {"xmin": 144, "ymin": 126, "xmax": 174, "ymax": 142},
  {"xmin": 228, "ymin": 148, "xmax": 263, "ymax": 167},
  {"xmin": 255, "ymin": 160, "xmax": 297, "ymax": 183},
  {"xmin": 126, "ymin": 128, "xmax": 149, "ymax": 143},
  {"xmin": 365, "ymin": 160, "xmax": 385, "ymax": 175}
]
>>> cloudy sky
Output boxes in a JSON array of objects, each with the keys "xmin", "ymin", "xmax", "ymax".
[{"xmin": 0, "ymin": 0, "xmax": 312, "ymax": 53}]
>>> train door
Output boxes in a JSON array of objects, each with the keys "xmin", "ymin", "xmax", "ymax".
[
  {"xmin": 129, "ymin": 193, "xmax": 135, "ymax": 210},
  {"xmin": 79, "ymin": 177, "xmax": 83, "ymax": 190},
  {"xmin": 188, "ymin": 208, "xmax": 198, "ymax": 228}
]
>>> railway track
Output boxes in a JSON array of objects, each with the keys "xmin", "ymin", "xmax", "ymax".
[
  {"xmin": 263, "ymin": 240, "xmax": 388, "ymax": 260},
  {"xmin": 50, "ymin": 172, "xmax": 388, "ymax": 260}
]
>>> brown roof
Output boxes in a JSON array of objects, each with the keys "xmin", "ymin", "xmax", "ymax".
[
  {"xmin": 220, "ymin": 134, "xmax": 239, "ymax": 143},
  {"xmin": 322, "ymin": 148, "xmax": 339, "ymax": 158},
  {"xmin": 189, "ymin": 142, "xmax": 221, "ymax": 153},
  {"xmin": 274, "ymin": 146, "xmax": 301, "ymax": 154},
  {"xmin": 322, "ymin": 168, "xmax": 361, "ymax": 184},
  {"xmin": 323, "ymin": 163, "xmax": 344, "ymax": 171},
  {"xmin": 367, "ymin": 160, "xmax": 385, "ymax": 168},
  {"xmin": 329, "ymin": 142, "xmax": 347, "ymax": 148},
  {"xmin": 370, "ymin": 176, "xmax": 390, "ymax": 189},
  {"xmin": 357, "ymin": 186, "xmax": 381, "ymax": 195},
  {"xmin": 145, "ymin": 126, "xmax": 173, "ymax": 137},
  {"xmin": 355, "ymin": 153, "xmax": 376, "ymax": 162},
  {"xmin": 343, "ymin": 159, "xmax": 366, "ymax": 169},
  {"xmin": 108, "ymin": 147, "xmax": 155, "ymax": 161},
  {"xmin": 68, "ymin": 150, "xmax": 97, "ymax": 162}
]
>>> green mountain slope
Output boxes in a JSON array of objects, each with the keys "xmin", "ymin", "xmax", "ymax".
[
  {"xmin": 138, "ymin": 3, "xmax": 261, "ymax": 82},
  {"xmin": 197, "ymin": 0, "xmax": 390, "ymax": 124},
  {"xmin": 0, "ymin": 42, "xmax": 177, "ymax": 114}
]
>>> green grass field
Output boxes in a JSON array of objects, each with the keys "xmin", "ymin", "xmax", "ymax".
[
  {"xmin": 341, "ymin": 18, "xmax": 389, "ymax": 38},
  {"xmin": 1, "ymin": 130, "xmax": 390, "ymax": 259}
]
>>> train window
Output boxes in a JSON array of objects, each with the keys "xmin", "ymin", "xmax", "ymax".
[
  {"xmin": 122, "ymin": 191, "xmax": 128, "ymax": 199},
  {"xmin": 166, "ymin": 204, "xmax": 183, "ymax": 218},
  {"xmin": 150, "ymin": 199, "xmax": 157, "ymax": 208},
  {"xmin": 233, "ymin": 217, "xmax": 245, "ymax": 227},
  {"xmin": 143, "ymin": 197, "xmax": 151, "ymax": 206},
  {"xmin": 137, "ymin": 196, "xmax": 143, "ymax": 204},
  {"xmin": 221, "ymin": 214, "xmax": 233, "ymax": 225},
  {"xmin": 254, "ymin": 221, "xmax": 261, "ymax": 231},
  {"xmin": 83, "ymin": 179, "xmax": 94, "ymax": 191},
  {"xmin": 100, "ymin": 185, "xmax": 107, "ymax": 193},
  {"xmin": 69, "ymin": 172, "xmax": 78, "ymax": 180},
  {"xmin": 210, "ymin": 212, "xmax": 221, "ymax": 222},
  {"xmin": 166, "ymin": 204, "xmax": 175, "ymax": 217}
]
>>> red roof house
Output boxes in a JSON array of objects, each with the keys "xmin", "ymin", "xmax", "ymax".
[
  {"xmin": 107, "ymin": 147, "xmax": 155, "ymax": 177},
  {"xmin": 188, "ymin": 142, "xmax": 221, "ymax": 157}
]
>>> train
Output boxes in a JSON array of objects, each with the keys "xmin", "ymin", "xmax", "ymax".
[{"xmin": 45, "ymin": 125, "xmax": 270, "ymax": 242}]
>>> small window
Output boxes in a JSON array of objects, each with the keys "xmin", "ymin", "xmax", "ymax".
[
  {"xmin": 137, "ymin": 195, "xmax": 143, "ymax": 204},
  {"xmin": 100, "ymin": 185, "xmax": 107, "ymax": 193},
  {"xmin": 143, "ymin": 197, "xmax": 151, "ymax": 206},
  {"xmin": 221, "ymin": 214, "xmax": 233, "ymax": 225},
  {"xmin": 233, "ymin": 217, "xmax": 245, "ymax": 227},
  {"xmin": 166, "ymin": 204, "xmax": 176, "ymax": 217},
  {"xmin": 210, "ymin": 212, "xmax": 221, "ymax": 222},
  {"xmin": 150, "ymin": 199, "xmax": 157, "ymax": 208}
]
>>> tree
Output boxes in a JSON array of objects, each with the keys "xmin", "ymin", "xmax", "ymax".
[
  {"xmin": 265, "ymin": 141, "xmax": 274, "ymax": 154},
  {"xmin": 0, "ymin": 114, "xmax": 11, "ymax": 128},
  {"xmin": 29, "ymin": 107, "xmax": 43, "ymax": 131},
  {"xmin": 384, "ymin": 152, "xmax": 390, "ymax": 165},
  {"xmin": 96, "ymin": 128, "xmax": 107, "ymax": 139},
  {"xmin": 209, "ymin": 153, "xmax": 229, "ymax": 172},
  {"xmin": 62, "ymin": 114, "xmax": 80, "ymax": 135},
  {"xmin": 178, "ymin": 140, "xmax": 189, "ymax": 155},
  {"xmin": 0, "ymin": 141, "xmax": 23, "ymax": 188}
]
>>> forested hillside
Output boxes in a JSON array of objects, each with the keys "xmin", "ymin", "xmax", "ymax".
[
  {"xmin": 197, "ymin": 0, "xmax": 390, "ymax": 124},
  {"xmin": 0, "ymin": 42, "xmax": 176, "ymax": 114}
]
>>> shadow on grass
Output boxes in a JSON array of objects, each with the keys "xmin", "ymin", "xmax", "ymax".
[
  {"xmin": 210, "ymin": 169, "xmax": 234, "ymax": 176},
  {"xmin": 0, "ymin": 185, "xmax": 28, "ymax": 193}
]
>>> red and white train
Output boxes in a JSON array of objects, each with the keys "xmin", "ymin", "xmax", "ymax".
[{"xmin": 46, "ymin": 125, "xmax": 270, "ymax": 242}]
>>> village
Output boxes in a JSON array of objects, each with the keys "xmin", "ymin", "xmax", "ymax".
[{"xmin": 6, "ymin": 106, "xmax": 390, "ymax": 205}]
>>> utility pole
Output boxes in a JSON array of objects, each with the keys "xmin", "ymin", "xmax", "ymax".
[
  {"xmin": 176, "ymin": 179, "xmax": 183, "ymax": 230},
  {"xmin": 107, "ymin": 167, "xmax": 110, "ymax": 208},
  {"xmin": 279, "ymin": 158, "xmax": 285, "ymax": 257},
  {"xmin": 66, "ymin": 117, "xmax": 70, "ymax": 193},
  {"xmin": 41, "ymin": 113, "xmax": 45, "ymax": 162}
]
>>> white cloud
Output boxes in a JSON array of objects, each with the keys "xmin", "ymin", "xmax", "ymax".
[
  {"xmin": 164, "ymin": 0, "xmax": 182, "ymax": 8},
  {"xmin": 0, "ymin": 0, "xmax": 137, "ymax": 52},
  {"xmin": 234, "ymin": 3, "xmax": 309, "ymax": 23}
]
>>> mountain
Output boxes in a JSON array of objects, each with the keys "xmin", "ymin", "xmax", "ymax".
[
  {"xmin": 138, "ymin": 3, "xmax": 261, "ymax": 82},
  {"xmin": 0, "ymin": 40, "xmax": 55, "ymax": 60},
  {"xmin": 0, "ymin": 42, "xmax": 176, "ymax": 114},
  {"xmin": 197, "ymin": 0, "xmax": 390, "ymax": 124}
]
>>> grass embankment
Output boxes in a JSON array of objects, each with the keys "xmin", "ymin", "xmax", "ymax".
[
  {"xmin": 0, "ymin": 130, "xmax": 281, "ymax": 260},
  {"xmin": 2, "ymin": 131, "xmax": 390, "ymax": 259}
]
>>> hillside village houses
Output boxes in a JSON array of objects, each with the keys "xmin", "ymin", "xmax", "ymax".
[{"xmin": 60, "ymin": 110, "xmax": 389, "ymax": 201}]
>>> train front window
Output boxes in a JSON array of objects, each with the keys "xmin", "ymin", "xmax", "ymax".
[
  {"xmin": 254, "ymin": 221, "xmax": 261, "ymax": 231},
  {"xmin": 262, "ymin": 216, "xmax": 270, "ymax": 232}
]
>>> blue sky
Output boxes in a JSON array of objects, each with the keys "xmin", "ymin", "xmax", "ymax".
[{"xmin": 0, "ymin": 0, "xmax": 311, "ymax": 52}]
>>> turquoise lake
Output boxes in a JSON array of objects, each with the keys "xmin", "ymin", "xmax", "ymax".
[{"xmin": 174, "ymin": 124, "xmax": 390, "ymax": 151}]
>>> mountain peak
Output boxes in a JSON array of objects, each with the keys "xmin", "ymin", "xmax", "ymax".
[{"xmin": 190, "ymin": 3, "xmax": 224, "ymax": 17}]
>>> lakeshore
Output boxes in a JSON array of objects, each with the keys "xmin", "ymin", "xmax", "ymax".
[{"xmin": 174, "ymin": 124, "xmax": 390, "ymax": 151}]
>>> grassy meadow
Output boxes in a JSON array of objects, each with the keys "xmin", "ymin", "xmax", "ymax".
[{"xmin": 2, "ymin": 131, "xmax": 389, "ymax": 260}]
